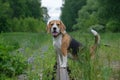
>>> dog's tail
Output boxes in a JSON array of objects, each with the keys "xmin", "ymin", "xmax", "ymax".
[
  {"xmin": 91, "ymin": 29, "xmax": 100, "ymax": 45},
  {"xmin": 90, "ymin": 29, "xmax": 100, "ymax": 57}
]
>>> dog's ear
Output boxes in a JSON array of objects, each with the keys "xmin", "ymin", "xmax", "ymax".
[
  {"xmin": 60, "ymin": 21, "xmax": 66, "ymax": 34},
  {"xmin": 46, "ymin": 22, "xmax": 51, "ymax": 33}
]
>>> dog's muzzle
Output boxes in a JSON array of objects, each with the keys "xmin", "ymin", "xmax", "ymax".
[{"xmin": 52, "ymin": 27, "xmax": 59, "ymax": 37}]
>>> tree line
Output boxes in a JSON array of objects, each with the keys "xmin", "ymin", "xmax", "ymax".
[
  {"xmin": 0, "ymin": 0, "xmax": 45, "ymax": 32},
  {"xmin": 61, "ymin": 0, "xmax": 120, "ymax": 32}
]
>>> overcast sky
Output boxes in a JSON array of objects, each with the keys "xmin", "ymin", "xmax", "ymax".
[{"xmin": 41, "ymin": 0, "xmax": 63, "ymax": 20}]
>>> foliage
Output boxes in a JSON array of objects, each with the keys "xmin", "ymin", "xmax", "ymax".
[
  {"xmin": 61, "ymin": 0, "xmax": 120, "ymax": 32},
  {"xmin": 97, "ymin": 0, "xmax": 120, "ymax": 32},
  {"xmin": 8, "ymin": 0, "xmax": 42, "ymax": 19},
  {"xmin": 73, "ymin": 0, "xmax": 100, "ymax": 31},
  {"xmin": 0, "ymin": 32, "xmax": 54, "ymax": 79},
  {"xmin": 8, "ymin": 17, "xmax": 45, "ymax": 32},
  {"xmin": 67, "ymin": 31, "xmax": 120, "ymax": 80},
  {"xmin": 61, "ymin": 0, "xmax": 86, "ymax": 31},
  {"xmin": 0, "ymin": 0, "xmax": 12, "ymax": 32},
  {"xmin": 42, "ymin": 7, "xmax": 50, "ymax": 22},
  {"xmin": 0, "ymin": 32, "xmax": 120, "ymax": 79},
  {"xmin": 0, "ymin": 0, "xmax": 45, "ymax": 32},
  {"xmin": 90, "ymin": 24, "xmax": 105, "ymax": 32},
  {"xmin": 0, "ymin": 36, "xmax": 27, "ymax": 78},
  {"xmin": 106, "ymin": 20, "xmax": 120, "ymax": 32}
]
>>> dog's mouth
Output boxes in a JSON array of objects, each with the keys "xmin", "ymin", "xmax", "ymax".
[{"xmin": 52, "ymin": 31, "xmax": 59, "ymax": 37}]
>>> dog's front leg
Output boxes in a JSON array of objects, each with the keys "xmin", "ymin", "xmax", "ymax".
[
  {"xmin": 61, "ymin": 47, "xmax": 68, "ymax": 68},
  {"xmin": 58, "ymin": 53, "xmax": 62, "ymax": 66},
  {"xmin": 56, "ymin": 49, "xmax": 67, "ymax": 68},
  {"xmin": 61, "ymin": 54, "xmax": 67, "ymax": 68},
  {"xmin": 60, "ymin": 36, "xmax": 70, "ymax": 68},
  {"xmin": 56, "ymin": 50, "xmax": 63, "ymax": 67},
  {"xmin": 57, "ymin": 52, "xmax": 67, "ymax": 68}
]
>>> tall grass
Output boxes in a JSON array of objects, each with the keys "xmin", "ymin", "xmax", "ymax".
[
  {"xmin": 67, "ymin": 32, "xmax": 120, "ymax": 80},
  {"xmin": 0, "ymin": 32, "xmax": 56, "ymax": 80},
  {"xmin": 0, "ymin": 32, "xmax": 119, "ymax": 80}
]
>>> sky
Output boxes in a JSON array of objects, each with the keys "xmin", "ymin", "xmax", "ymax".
[{"xmin": 41, "ymin": 0, "xmax": 63, "ymax": 20}]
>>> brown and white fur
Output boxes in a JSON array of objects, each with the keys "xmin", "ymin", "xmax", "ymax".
[{"xmin": 47, "ymin": 20, "xmax": 100, "ymax": 68}]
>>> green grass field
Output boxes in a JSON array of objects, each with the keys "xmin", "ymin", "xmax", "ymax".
[{"xmin": 0, "ymin": 32, "xmax": 119, "ymax": 80}]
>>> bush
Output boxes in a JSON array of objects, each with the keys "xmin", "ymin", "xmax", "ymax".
[
  {"xmin": 90, "ymin": 24, "xmax": 105, "ymax": 32},
  {"xmin": 106, "ymin": 20, "xmax": 120, "ymax": 32},
  {"xmin": 9, "ymin": 17, "xmax": 45, "ymax": 32},
  {"xmin": 0, "ymin": 41, "xmax": 27, "ymax": 77}
]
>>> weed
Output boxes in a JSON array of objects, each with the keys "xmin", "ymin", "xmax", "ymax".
[{"xmin": 0, "ymin": 32, "xmax": 119, "ymax": 80}]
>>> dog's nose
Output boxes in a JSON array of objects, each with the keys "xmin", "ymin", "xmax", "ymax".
[{"xmin": 53, "ymin": 27, "xmax": 56, "ymax": 30}]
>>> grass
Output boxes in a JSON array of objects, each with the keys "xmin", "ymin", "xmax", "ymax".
[
  {"xmin": 68, "ymin": 32, "xmax": 120, "ymax": 80},
  {"xmin": 0, "ymin": 32, "xmax": 119, "ymax": 80},
  {"xmin": 0, "ymin": 32, "xmax": 55, "ymax": 80}
]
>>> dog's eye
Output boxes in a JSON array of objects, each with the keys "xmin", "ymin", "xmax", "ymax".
[
  {"xmin": 57, "ymin": 24, "xmax": 60, "ymax": 26},
  {"xmin": 51, "ymin": 23, "xmax": 53, "ymax": 26}
]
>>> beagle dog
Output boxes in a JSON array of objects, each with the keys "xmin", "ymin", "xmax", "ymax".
[{"xmin": 47, "ymin": 20, "xmax": 100, "ymax": 68}]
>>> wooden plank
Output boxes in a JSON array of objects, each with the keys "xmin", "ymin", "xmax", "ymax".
[
  {"xmin": 56, "ymin": 56, "xmax": 69, "ymax": 80},
  {"xmin": 56, "ymin": 57, "xmax": 60, "ymax": 80},
  {"xmin": 59, "ymin": 68, "xmax": 69, "ymax": 80}
]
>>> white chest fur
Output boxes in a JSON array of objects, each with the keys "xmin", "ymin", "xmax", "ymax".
[
  {"xmin": 53, "ymin": 34, "xmax": 67, "ymax": 67},
  {"xmin": 53, "ymin": 35, "xmax": 62, "ymax": 49}
]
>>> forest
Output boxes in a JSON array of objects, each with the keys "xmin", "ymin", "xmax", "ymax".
[
  {"xmin": 61, "ymin": 0, "xmax": 120, "ymax": 32},
  {"xmin": 1, "ymin": 0, "xmax": 120, "ymax": 33},
  {"xmin": 0, "ymin": 0, "xmax": 45, "ymax": 32}
]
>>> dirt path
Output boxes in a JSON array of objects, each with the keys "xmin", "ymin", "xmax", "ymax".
[{"xmin": 18, "ymin": 45, "xmax": 49, "ymax": 80}]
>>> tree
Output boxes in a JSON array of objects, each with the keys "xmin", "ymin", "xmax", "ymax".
[
  {"xmin": 97, "ymin": 0, "xmax": 120, "ymax": 32},
  {"xmin": 61, "ymin": 0, "xmax": 86, "ymax": 31},
  {"xmin": 0, "ymin": 0, "xmax": 12, "ymax": 32},
  {"xmin": 8, "ymin": 0, "xmax": 42, "ymax": 19},
  {"xmin": 74, "ymin": 0, "xmax": 120, "ymax": 32},
  {"xmin": 74, "ymin": 0, "xmax": 99, "ymax": 31},
  {"xmin": 42, "ymin": 7, "xmax": 50, "ymax": 23},
  {"xmin": 26, "ymin": 0, "xmax": 42, "ymax": 19},
  {"xmin": 0, "ymin": 0, "xmax": 45, "ymax": 32}
]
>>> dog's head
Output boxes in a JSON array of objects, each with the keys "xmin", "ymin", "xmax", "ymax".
[{"xmin": 47, "ymin": 20, "xmax": 66, "ymax": 37}]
